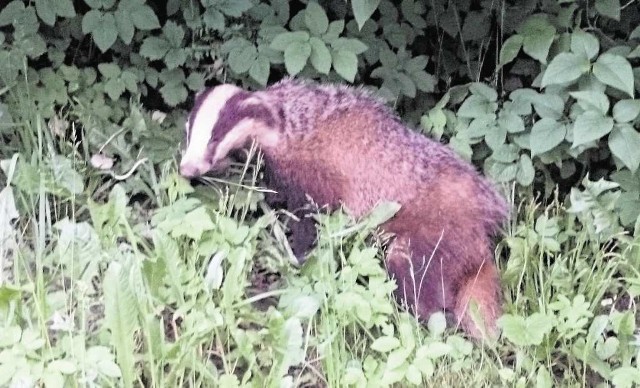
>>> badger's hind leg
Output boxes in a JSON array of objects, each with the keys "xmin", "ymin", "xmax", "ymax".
[{"xmin": 384, "ymin": 233, "xmax": 501, "ymax": 340}]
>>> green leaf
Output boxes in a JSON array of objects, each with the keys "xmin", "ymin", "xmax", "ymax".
[
  {"xmin": 35, "ymin": 0, "xmax": 56, "ymax": 26},
  {"xmin": 0, "ymin": 1, "xmax": 25, "ymax": 27},
  {"xmin": 304, "ymin": 1, "xmax": 328, "ymax": 35},
  {"xmin": 98, "ymin": 62, "xmax": 121, "ymax": 78},
  {"xmin": 498, "ymin": 111, "xmax": 525, "ymax": 133},
  {"xmin": 162, "ymin": 20, "xmax": 184, "ymax": 47},
  {"xmin": 371, "ymin": 336, "xmax": 400, "ymax": 352},
  {"xmin": 457, "ymin": 95, "xmax": 497, "ymax": 118},
  {"xmin": 541, "ymin": 53, "xmax": 590, "ymax": 87},
  {"xmin": 164, "ymin": 48, "xmax": 187, "ymax": 69},
  {"xmin": 572, "ymin": 111, "xmax": 614, "ymax": 147},
  {"xmin": 593, "ymin": 53, "xmax": 635, "ymax": 97},
  {"xmin": 352, "ymin": 0, "xmax": 380, "ymax": 30},
  {"xmin": 249, "ymin": 56, "xmax": 270, "ymax": 86},
  {"xmin": 609, "ymin": 125, "xmax": 640, "ymax": 173},
  {"xmin": 491, "ymin": 144, "xmax": 519, "ymax": 163},
  {"xmin": 114, "ymin": 9, "xmax": 134, "ymax": 44},
  {"xmin": 532, "ymin": 93, "xmax": 564, "ymax": 119},
  {"xmin": 82, "ymin": 9, "xmax": 101, "ymax": 33},
  {"xmin": 331, "ymin": 38, "xmax": 368, "ymax": 54},
  {"xmin": 530, "ymin": 118, "xmax": 566, "ymax": 156},
  {"xmin": 613, "ymin": 100, "xmax": 640, "ymax": 123},
  {"xmin": 54, "ymin": 0, "xmax": 75, "ymax": 17},
  {"xmin": 499, "ymin": 34, "xmax": 523, "ymax": 66},
  {"xmin": 569, "ymin": 90, "xmax": 610, "ymax": 115},
  {"xmin": 219, "ymin": 0, "xmax": 253, "ymax": 17},
  {"xmin": 519, "ymin": 15, "xmax": 556, "ymax": 64},
  {"xmin": 470, "ymin": 82, "xmax": 498, "ymax": 102},
  {"xmin": 309, "ymin": 37, "xmax": 331, "ymax": 74},
  {"xmin": 228, "ymin": 45, "xmax": 257, "ymax": 74},
  {"xmin": 131, "ymin": 4, "xmax": 160, "ymax": 30},
  {"xmin": 571, "ymin": 30, "xmax": 599, "ymax": 60},
  {"xmin": 185, "ymin": 72, "xmax": 205, "ymax": 91},
  {"xmin": 203, "ymin": 8, "xmax": 224, "ymax": 31},
  {"xmin": 498, "ymin": 313, "xmax": 555, "ymax": 346},
  {"xmin": 411, "ymin": 71, "xmax": 436, "ymax": 93},
  {"xmin": 271, "ymin": 31, "xmax": 309, "ymax": 51},
  {"xmin": 160, "ymin": 81, "xmax": 187, "ymax": 106},
  {"xmin": 284, "ymin": 41, "xmax": 311, "ymax": 75},
  {"xmin": 517, "ymin": 154, "xmax": 535, "ymax": 186},
  {"xmin": 595, "ymin": 0, "xmax": 620, "ymax": 20},
  {"xmin": 332, "ymin": 49, "xmax": 358, "ymax": 82},
  {"xmin": 140, "ymin": 37, "xmax": 170, "ymax": 60},
  {"xmin": 89, "ymin": 12, "xmax": 118, "ymax": 52}
]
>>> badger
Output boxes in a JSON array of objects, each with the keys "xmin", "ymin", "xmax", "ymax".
[{"xmin": 179, "ymin": 77, "xmax": 509, "ymax": 340}]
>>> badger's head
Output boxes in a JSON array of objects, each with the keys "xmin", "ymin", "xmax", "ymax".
[{"xmin": 179, "ymin": 84, "xmax": 280, "ymax": 178}]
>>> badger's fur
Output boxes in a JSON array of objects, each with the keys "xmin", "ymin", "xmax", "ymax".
[{"xmin": 180, "ymin": 78, "xmax": 509, "ymax": 340}]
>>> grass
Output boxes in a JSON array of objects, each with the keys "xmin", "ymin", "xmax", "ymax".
[{"xmin": 1, "ymin": 95, "xmax": 639, "ymax": 388}]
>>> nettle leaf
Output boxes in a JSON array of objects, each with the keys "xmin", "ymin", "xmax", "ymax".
[
  {"xmin": 541, "ymin": 53, "xmax": 590, "ymax": 87},
  {"xmin": 572, "ymin": 111, "xmax": 614, "ymax": 147},
  {"xmin": 411, "ymin": 71, "xmax": 436, "ymax": 93},
  {"xmin": 612, "ymin": 100, "xmax": 640, "ymax": 123},
  {"xmin": 569, "ymin": 90, "xmax": 610, "ymax": 115},
  {"xmin": 304, "ymin": 1, "xmax": 328, "ymax": 36},
  {"xmin": 309, "ymin": 37, "xmax": 331, "ymax": 74},
  {"xmin": 530, "ymin": 118, "xmax": 566, "ymax": 156},
  {"xmin": 331, "ymin": 38, "xmax": 368, "ymax": 54},
  {"xmin": 140, "ymin": 36, "xmax": 170, "ymax": 60},
  {"xmin": 228, "ymin": 45, "xmax": 257, "ymax": 74},
  {"xmin": 595, "ymin": 0, "xmax": 620, "ymax": 21},
  {"xmin": 249, "ymin": 56, "xmax": 270, "ymax": 85},
  {"xmin": 593, "ymin": 53, "xmax": 635, "ymax": 97},
  {"xmin": 284, "ymin": 41, "xmax": 311, "ymax": 75},
  {"xmin": 130, "ymin": 3, "xmax": 160, "ymax": 30},
  {"xmin": 517, "ymin": 154, "xmax": 535, "ymax": 186},
  {"xmin": 397, "ymin": 73, "xmax": 416, "ymax": 98},
  {"xmin": 163, "ymin": 20, "xmax": 184, "ymax": 47},
  {"xmin": 160, "ymin": 81, "xmax": 187, "ymax": 106},
  {"xmin": 332, "ymin": 49, "xmax": 358, "ymax": 82},
  {"xmin": 499, "ymin": 34, "xmax": 523, "ymax": 66},
  {"xmin": 164, "ymin": 48, "xmax": 187, "ymax": 69},
  {"xmin": 82, "ymin": 11, "xmax": 118, "ymax": 52},
  {"xmin": 352, "ymin": 0, "xmax": 381, "ymax": 30},
  {"xmin": 609, "ymin": 125, "xmax": 640, "ymax": 173},
  {"xmin": 271, "ymin": 31, "xmax": 309, "ymax": 51},
  {"xmin": 518, "ymin": 15, "xmax": 556, "ymax": 64},
  {"xmin": 571, "ymin": 30, "xmax": 599, "ymax": 60}
]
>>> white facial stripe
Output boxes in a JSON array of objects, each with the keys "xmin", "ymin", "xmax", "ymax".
[
  {"xmin": 181, "ymin": 84, "xmax": 242, "ymax": 168},
  {"xmin": 211, "ymin": 118, "xmax": 280, "ymax": 163}
]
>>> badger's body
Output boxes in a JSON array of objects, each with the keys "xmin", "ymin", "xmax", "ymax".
[{"xmin": 180, "ymin": 78, "xmax": 509, "ymax": 339}]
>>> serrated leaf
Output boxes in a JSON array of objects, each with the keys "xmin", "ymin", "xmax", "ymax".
[
  {"xmin": 309, "ymin": 37, "xmax": 331, "ymax": 74},
  {"xmin": 332, "ymin": 49, "xmax": 358, "ymax": 82},
  {"xmin": 249, "ymin": 56, "xmax": 270, "ymax": 85},
  {"xmin": 411, "ymin": 71, "xmax": 436, "ymax": 92},
  {"xmin": 499, "ymin": 34, "xmax": 523, "ymax": 66},
  {"xmin": 571, "ymin": 30, "xmax": 599, "ymax": 60},
  {"xmin": 203, "ymin": 7, "xmax": 224, "ymax": 31},
  {"xmin": 498, "ymin": 313, "xmax": 555, "ymax": 346},
  {"xmin": 228, "ymin": 45, "xmax": 257, "ymax": 74},
  {"xmin": 593, "ymin": 53, "xmax": 635, "ymax": 97},
  {"xmin": 609, "ymin": 125, "xmax": 640, "ymax": 173},
  {"xmin": 140, "ymin": 36, "xmax": 170, "ymax": 60},
  {"xmin": 572, "ymin": 111, "xmax": 614, "ymax": 147},
  {"xmin": 541, "ymin": 52, "xmax": 590, "ymax": 87},
  {"xmin": 371, "ymin": 336, "xmax": 400, "ymax": 352},
  {"xmin": 131, "ymin": 4, "xmax": 160, "ymax": 30},
  {"xmin": 331, "ymin": 38, "xmax": 368, "ymax": 54},
  {"xmin": 185, "ymin": 72, "xmax": 205, "ymax": 90},
  {"xmin": 517, "ymin": 154, "xmax": 535, "ymax": 186},
  {"xmin": 397, "ymin": 72, "xmax": 416, "ymax": 98},
  {"xmin": 160, "ymin": 81, "xmax": 187, "ymax": 107},
  {"xmin": 219, "ymin": 0, "xmax": 252, "ymax": 17},
  {"xmin": 271, "ymin": 31, "xmax": 309, "ymax": 51},
  {"xmin": 595, "ymin": 0, "xmax": 620, "ymax": 20},
  {"xmin": 89, "ymin": 12, "xmax": 118, "ymax": 52},
  {"xmin": 531, "ymin": 118, "xmax": 566, "ymax": 156},
  {"xmin": 305, "ymin": 1, "xmax": 328, "ymax": 35},
  {"xmin": 162, "ymin": 20, "xmax": 184, "ymax": 47},
  {"xmin": 114, "ymin": 9, "xmax": 134, "ymax": 44},
  {"xmin": 352, "ymin": 0, "xmax": 380, "ymax": 30},
  {"xmin": 284, "ymin": 41, "xmax": 311, "ymax": 75},
  {"xmin": 98, "ymin": 62, "xmax": 120, "ymax": 78},
  {"xmin": 612, "ymin": 100, "xmax": 640, "ymax": 123}
]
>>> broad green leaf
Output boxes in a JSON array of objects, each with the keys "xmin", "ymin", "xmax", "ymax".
[
  {"xmin": 35, "ymin": 0, "xmax": 56, "ymax": 26},
  {"xmin": 593, "ymin": 53, "xmax": 635, "ymax": 97},
  {"xmin": 309, "ymin": 37, "xmax": 331, "ymax": 74},
  {"xmin": 219, "ymin": 0, "xmax": 252, "ymax": 17},
  {"xmin": 469, "ymin": 82, "xmax": 498, "ymax": 101},
  {"xmin": 595, "ymin": 0, "xmax": 620, "ymax": 20},
  {"xmin": 519, "ymin": 15, "xmax": 556, "ymax": 64},
  {"xmin": 160, "ymin": 81, "xmax": 187, "ymax": 106},
  {"xmin": 162, "ymin": 20, "xmax": 184, "ymax": 47},
  {"xmin": 98, "ymin": 62, "xmax": 121, "ymax": 78},
  {"xmin": 517, "ymin": 154, "xmax": 535, "ymax": 186},
  {"xmin": 203, "ymin": 8, "xmax": 224, "ymax": 31},
  {"xmin": 498, "ymin": 313, "xmax": 555, "ymax": 346},
  {"xmin": 249, "ymin": 56, "xmax": 270, "ymax": 86},
  {"xmin": 130, "ymin": 4, "xmax": 160, "ymax": 30},
  {"xmin": 164, "ymin": 48, "xmax": 187, "ymax": 69},
  {"xmin": 140, "ymin": 37, "xmax": 170, "ymax": 60},
  {"xmin": 530, "ymin": 118, "xmax": 566, "ymax": 156},
  {"xmin": 499, "ymin": 34, "xmax": 523, "ymax": 66},
  {"xmin": 89, "ymin": 12, "xmax": 118, "ymax": 52},
  {"xmin": 0, "ymin": 1, "xmax": 25, "ymax": 27},
  {"xmin": 352, "ymin": 0, "xmax": 380, "ymax": 30},
  {"xmin": 498, "ymin": 111, "xmax": 525, "ymax": 133},
  {"xmin": 331, "ymin": 38, "xmax": 368, "ymax": 54},
  {"xmin": 532, "ymin": 93, "xmax": 564, "ymax": 119},
  {"xmin": 411, "ymin": 71, "xmax": 436, "ymax": 92},
  {"xmin": 228, "ymin": 45, "xmax": 257, "ymax": 74},
  {"xmin": 397, "ymin": 73, "xmax": 416, "ymax": 98},
  {"xmin": 271, "ymin": 31, "xmax": 309, "ymax": 51},
  {"xmin": 54, "ymin": 0, "xmax": 76, "ymax": 17},
  {"xmin": 485, "ymin": 124, "xmax": 507, "ymax": 150},
  {"xmin": 304, "ymin": 1, "xmax": 328, "ymax": 35},
  {"xmin": 609, "ymin": 125, "xmax": 640, "ymax": 173},
  {"xmin": 82, "ymin": 9, "xmax": 101, "ymax": 33},
  {"xmin": 114, "ymin": 9, "xmax": 134, "ymax": 44},
  {"xmin": 612, "ymin": 100, "xmax": 640, "ymax": 123},
  {"xmin": 284, "ymin": 41, "xmax": 311, "ymax": 75},
  {"xmin": 569, "ymin": 90, "xmax": 609, "ymax": 115},
  {"xmin": 371, "ymin": 336, "xmax": 400, "ymax": 352},
  {"xmin": 491, "ymin": 144, "xmax": 519, "ymax": 163},
  {"xmin": 571, "ymin": 30, "xmax": 599, "ymax": 60},
  {"xmin": 332, "ymin": 49, "xmax": 358, "ymax": 82},
  {"xmin": 572, "ymin": 111, "xmax": 614, "ymax": 147},
  {"xmin": 457, "ymin": 95, "xmax": 497, "ymax": 118},
  {"xmin": 185, "ymin": 72, "xmax": 205, "ymax": 90},
  {"xmin": 541, "ymin": 52, "xmax": 590, "ymax": 87},
  {"xmin": 488, "ymin": 161, "xmax": 518, "ymax": 182}
]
